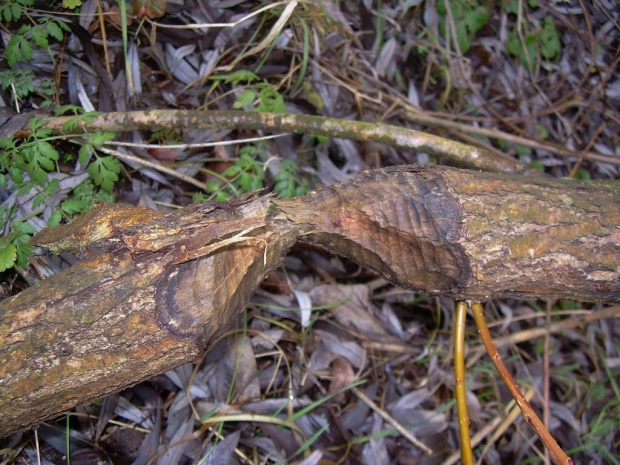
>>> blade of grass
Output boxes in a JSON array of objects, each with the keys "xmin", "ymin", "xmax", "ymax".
[
  {"xmin": 118, "ymin": 0, "xmax": 134, "ymax": 97},
  {"xmin": 292, "ymin": 423, "xmax": 329, "ymax": 458},
  {"xmin": 287, "ymin": 379, "xmax": 365, "ymax": 422},
  {"xmin": 228, "ymin": 1, "xmax": 298, "ymax": 69},
  {"xmin": 290, "ymin": 15, "xmax": 309, "ymax": 95}
]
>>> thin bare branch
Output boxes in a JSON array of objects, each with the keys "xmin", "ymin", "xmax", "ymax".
[
  {"xmin": 17, "ymin": 110, "xmax": 540, "ymax": 175},
  {"xmin": 471, "ymin": 303, "xmax": 573, "ymax": 465}
]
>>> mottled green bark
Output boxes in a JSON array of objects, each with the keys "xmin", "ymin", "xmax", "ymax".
[{"xmin": 17, "ymin": 110, "xmax": 537, "ymax": 175}]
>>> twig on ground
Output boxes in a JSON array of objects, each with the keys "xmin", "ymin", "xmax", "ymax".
[
  {"xmin": 471, "ymin": 303, "xmax": 573, "ymax": 465},
  {"xmin": 401, "ymin": 108, "xmax": 620, "ymax": 167},
  {"xmin": 467, "ymin": 305, "xmax": 620, "ymax": 365},
  {"xmin": 352, "ymin": 387, "xmax": 433, "ymax": 455}
]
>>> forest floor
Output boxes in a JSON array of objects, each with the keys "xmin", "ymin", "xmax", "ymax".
[{"xmin": 0, "ymin": 0, "xmax": 619, "ymax": 464}]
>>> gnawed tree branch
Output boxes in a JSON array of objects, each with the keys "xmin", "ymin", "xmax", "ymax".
[
  {"xmin": 275, "ymin": 166, "xmax": 620, "ymax": 302},
  {"xmin": 0, "ymin": 165, "xmax": 618, "ymax": 436}
]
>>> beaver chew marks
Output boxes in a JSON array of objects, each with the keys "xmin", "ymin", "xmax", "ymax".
[{"xmin": 274, "ymin": 165, "xmax": 471, "ymax": 294}]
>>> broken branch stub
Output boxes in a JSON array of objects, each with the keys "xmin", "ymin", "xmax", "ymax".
[
  {"xmin": 0, "ymin": 194, "xmax": 298, "ymax": 436},
  {"xmin": 0, "ymin": 165, "xmax": 619, "ymax": 436}
]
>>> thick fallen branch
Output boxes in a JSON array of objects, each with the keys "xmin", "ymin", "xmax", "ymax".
[{"xmin": 0, "ymin": 165, "xmax": 618, "ymax": 436}]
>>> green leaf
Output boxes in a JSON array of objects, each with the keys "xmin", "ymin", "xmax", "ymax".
[
  {"xmin": 589, "ymin": 382, "xmax": 606, "ymax": 402},
  {"xmin": 27, "ymin": 159, "xmax": 48, "ymax": 185},
  {"xmin": 589, "ymin": 418, "xmax": 612, "ymax": 437},
  {"xmin": 0, "ymin": 0, "xmax": 31, "ymax": 22},
  {"xmin": 437, "ymin": 0, "xmax": 490, "ymax": 53},
  {"xmin": 87, "ymin": 131, "xmax": 116, "ymax": 145},
  {"xmin": 257, "ymin": 86, "xmax": 285, "ymax": 113},
  {"xmin": 507, "ymin": 30, "xmax": 538, "ymax": 67},
  {"xmin": 44, "ymin": 178, "xmax": 60, "ymax": 195},
  {"xmin": 535, "ymin": 123, "xmax": 549, "ymax": 140},
  {"xmin": 48, "ymin": 210, "xmax": 62, "ymax": 228},
  {"xmin": 8, "ymin": 165, "xmax": 24, "ymax": 183},
  {"xmin": 13, "ymin": 235, "xmax": 33, "ymax": 268},
  {"xmin": 30, "ymin": 25, "xmax": 49, "ymax": 48},
  {"xmin": 78, "ymin": 145, "xmax": 92, "ymax": 166},
  {"xmin": 505, "ymin": 0, "xmax": 519, "ymax": 15},
  {"xmin": 0, "ymin": 3, "xmax": 12, "ymax": 22},
  {"xmin": 37, "ymin": 141, "xmax": 60, "ymax": 169},
  {"xmin": 16, "ymin": 182, "xmax": 32, "ymax": 197},
  {"xmin": 213, "ymin": 191, "xmax": 229, "ymax": 202},
  {"xmin": 205, "ymin": 180, "xmax": 221, "ymax": 193},
  {"xmin": 0, "ymin": 136, "xmax": 16, "ymax": 150},
  {"xmin": 32, "ymin": 192, "xmax": 47, "ymax": 209},
  {"xmin": 0, "ymin": 69, "xmax": 35, "ymax": 98},
  {"xmin": 539, "ymin": 17, "xmax": 560, "ymax": 61},
  {"xmin": 223, "ymin": 163, "xmax": 241, "ymax": 177},
  {"xmin": 88, "ymin": 155, "xmax": 121, "ymax": 191},
  {"xmin": 574, "ymin": 169, "xmax": 591, "ymax": 181},
  {"xmin": 7, "ymin": 34, "xmax": 32, "ymax": 66},
  {"xmin": 81, "ymin": 111, "xmax": 101, "ymax": 123},
  {"xmin": 26, "ymin": 116, "xmax": 48, "ymax": 134},
  {"xmin": 62, "ymin": 117, "xmax": 80, "ymax": 132},
  {"xmin": 56, "ymin": 104, "xmax": 84, "ymax": 116},
  {"xmin": 223, "ymin": 70, "xmax": 259, "ymax": 84},
  {"xmin": 61, "ymin": 198, "xmax": 87, "ymax": 214},
  {"xmin": 0, "ymin": 244, "xmax": 17, "ymax": 272},
  {"xmin": 458, "ymin": 6, "xmax": 489, "ymax": 52},
  {"xmin": 192, "ymin": 192, "xmax": 207, "ymax": 202},
  {"xmin": 233, "ymin": 89, "xmax": 257, "ymax": 109},
  {"xmin": 515, "ymin": 144, "xmax": 530, "ymax": 157},
  {"xmin": 62, "ymin": 0, "xmax": 82, "ymax": 9},
  {"xmin": 45, "ymin": 20, "xmax": 65, "ymax": 41},
  {"xmin": 528, "ymin": 159, "xmax": 545, "ymax": 172},
  {"xmin": 18, "ymin": 139, "xmax": 59, "ymax": 185},
  {"xmin": 11, "ymin": 2, "xmax": 21, "ymax": 20}
]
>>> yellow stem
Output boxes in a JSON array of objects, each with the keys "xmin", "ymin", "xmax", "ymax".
[{"xmin": 455, "ymin": 301, "xmax": 475, "ymax": 465}]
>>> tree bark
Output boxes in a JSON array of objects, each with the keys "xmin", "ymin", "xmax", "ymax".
[
  {"xmin": 15, "ymin": 110, "xmax": 539, "ymax": 175},
  {"xmin": 275, "ymin": 165, "xmax": 620, "ymax": 302},
  {"xmin": 0, "ymin": 165, "xmax": 618, "ymax": 436}
]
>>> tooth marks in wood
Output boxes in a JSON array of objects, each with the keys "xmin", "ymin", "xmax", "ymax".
[{"xmin": 275, "ymin": 166, "xmax": 471, "ymax": 293}]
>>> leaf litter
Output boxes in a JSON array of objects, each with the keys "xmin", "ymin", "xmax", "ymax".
[{"xmin": 1, "ymin": 0, "xmax": 619, "ymax": 463}]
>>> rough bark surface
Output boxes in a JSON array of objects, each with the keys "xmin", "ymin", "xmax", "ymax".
[
  {"xmin": 276, "ymin": 166, "xmax": 620, "ymax": 302},
  {"xmin": 0, "ymin": 194, "xmax": 298, "ymax": 436},
  {"xmin": 0, "ymin": 165, "xmax": 618, "ymax": 436}
]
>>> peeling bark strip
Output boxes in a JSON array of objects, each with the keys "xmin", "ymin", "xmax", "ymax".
[{"xmin": 1, "ymin": 165, "xmax": 619, "ymax": 436}]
